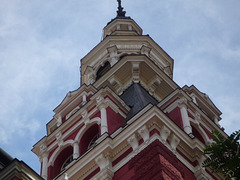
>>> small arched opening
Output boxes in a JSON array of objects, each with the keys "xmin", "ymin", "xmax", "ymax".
[
  {"xmin": 51, "ymin": 146, "xmax": 73, "ymax": 179},
  {"xmin": 191, "ymin": 125, "xmax": 206, "ymax": 144},
  {"xmin": 79, "ymin": 124, "xmax": 100, "ymax": 155},
  {"xmin": 96, "ymin": 61, "xmax": 111, "ymax": 81}
]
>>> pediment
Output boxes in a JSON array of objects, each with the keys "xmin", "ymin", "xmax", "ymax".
[
  {"xmin": 183, "ymin": 85, "xmax": 222, "ymax": 116},
  {"xmin": 53, "ymin": 84, "xmax": 97, "ymax": 114}
]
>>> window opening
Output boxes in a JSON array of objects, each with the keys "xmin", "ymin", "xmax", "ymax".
[
  {"xmin": 96, "ymin": 61, "xmax": 111, "ymax": 80},
  {"xmin": 61, "ymin": 155, "xmax": 73, "ymax": 171},
  {"xmin": 88, "ymin": 134, "xmax": 99, "ymax": 149}
]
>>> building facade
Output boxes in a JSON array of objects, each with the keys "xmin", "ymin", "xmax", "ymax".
[
  {"xmin": 0, "ymin": 148, "xmax": 43, "ymax": 180},
  {"xmin": 32, "ymin": 3, "xmax": 226, "ymax": 180}
]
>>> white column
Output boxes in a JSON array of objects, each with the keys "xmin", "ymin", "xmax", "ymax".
[
  {"xmin": 41, "ymin": 154, "xmax": 48, "ymax": 180},
  {"xmin": 82, "ymin": 93, "xmax": 87, "ymax": 105},
  {"xmin": 179, "ymin": 104, "xmax": 192, "ymax": 134},
  {"xmin": 73, "ymin": 142, "xmax": 79, "ymax": 159},
  {"xmin": 100, "ymin": 105, "xmax": 108, "ymax": 135},
  {"xmin": 96, "ymin": 96, "xmax": 108, "ymax": 135}
]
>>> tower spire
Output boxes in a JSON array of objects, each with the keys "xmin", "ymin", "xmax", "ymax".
[{"xmin": 117, "ymin": 0, "xmax": 126, "ymax": 17}]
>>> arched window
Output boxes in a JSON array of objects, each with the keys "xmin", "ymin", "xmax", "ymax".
[
  {"xmin": 79, "ymin": 124, "xmax": 99, "ymax": 155},
  {"xmin": 51, "ymin": 146, "xmax": 73, "ymax": 179},
  {"xmin": 61, "ymin": 155, "xmax": 73, "ymax": 171},
  {"xmin": 88, "ymin": 134, "xmax": 99, "ymax": 149},
  {"xmin": 192, "ymin": 125, "xmax": 205, "ymax": 144},
  {"xmin": 96, "ymin": 61, "xmax": 111, "ymax": 80}
]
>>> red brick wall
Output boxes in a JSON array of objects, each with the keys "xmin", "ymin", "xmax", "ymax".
[{"xmin": 113, "ymin": 139, "xmax": 196, "ymax": 180}]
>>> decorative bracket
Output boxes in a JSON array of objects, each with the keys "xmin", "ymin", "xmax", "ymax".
[
  {"xmin": 160, "ymin": 125, "xmax": 171, "ymax": 143},
  {"xmin": 132, "ymin": 62, "xmax": 140, "ymax": 83},
  {"xmin": 127, "ymin": 134, "xmax": 139, "ymax": 151},
  {"xmin": 138, "ymin": 125, "xmax": 150, "ymax": 143},
  {"xmin": 170, "ymin": 134, "xmax": 180, "ymax": 152},
  {"xmin": 107, "ymin": 46, "xmax": 118, "ymax": 66},
  {"xmin": 140, "ymin": 45, "xmax": 151, "ymax": 56}
]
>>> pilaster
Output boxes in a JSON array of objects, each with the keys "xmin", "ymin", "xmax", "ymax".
[
  {"xmin": 40, "ymin": 144, "xmax": 48, "ymax": 180},
  {"xmin": 73, "ymin": 142, "xmax": 79, "ymax": 159},
  {"xmin": 96, "ymin": 96, "xmax": 108, "ymax": 135},
  {"xmin": 178, "ymin": 99, "xmax": 192, "ymax": 134}
]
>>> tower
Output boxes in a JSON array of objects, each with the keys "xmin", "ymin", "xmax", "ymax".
[{"xmin": 32, "ymin": 2, "xmax": 225, "ymax": 180}]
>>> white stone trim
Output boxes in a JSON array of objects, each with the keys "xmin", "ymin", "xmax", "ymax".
[
  {"xmin": 160, "ymin": 125, "xmax": 171, "ymax": 142},
  {"xmin": 48, "ymin": 139, "xmax": 74, "ymax": 167},
  {"xmin": 127, "ymin": 134, "xmax": 138, "ymax": 152},
  {"xmin": 138, "ymin": 125, "xmax": 150, "ymax": 143}
]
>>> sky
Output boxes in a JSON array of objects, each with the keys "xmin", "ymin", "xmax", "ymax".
[{"xmin": 0, "ymin": 0, "xmax": 240, "ymax": 174}]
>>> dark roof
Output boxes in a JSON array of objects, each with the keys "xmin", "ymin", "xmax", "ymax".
[
  {"xmin": 120, "ymin": 83, "xmax": 158, "ymax": 122},
  {"xmin": 0, "ymin": 148, "xmax": 13, "ymax": 170}
]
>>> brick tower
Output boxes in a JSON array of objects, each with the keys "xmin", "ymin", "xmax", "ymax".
[{"xmin": 32, "ymin": 2, "xmax": 225, "ymax": 180}]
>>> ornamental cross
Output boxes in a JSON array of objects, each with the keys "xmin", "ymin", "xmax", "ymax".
[{"xmin": 117, "ymin": 0, "xmax": 126, "ymax": 17}]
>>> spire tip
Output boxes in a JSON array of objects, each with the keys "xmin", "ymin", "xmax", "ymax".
[{"xmin": 117, "ymin": 0, "xmax": 126, "ymax": 17}]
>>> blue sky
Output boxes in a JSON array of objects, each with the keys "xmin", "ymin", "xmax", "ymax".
[{"xmin": 0, "ymin": 0, "xmax": 240, "ymax": 174}]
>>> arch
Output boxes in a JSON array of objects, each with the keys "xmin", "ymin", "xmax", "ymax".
[
  {"xmin": 96, "ymin": 61, "xmax": 111, "ymax": 80},
  {"xmin": 190, "ymin": 119, "xmax": 210, "ymax": 144},
  {"xmin": 191, "ymin": 125, "xmax": 205, "ymax": 144},
  {"xmin": 48, "ymin": 139, "xmax": 74, "ymax": 167},
  {"xmin": 79, "ymin": 124, "xmax": 100, "ymax": 155},
  {"xmin": 74, "ymin": 117, "xmax": 101, "ymax": 143},
  {"xmin": 49, "ymin": 145, "xmax": 73, "ymax": 179}
]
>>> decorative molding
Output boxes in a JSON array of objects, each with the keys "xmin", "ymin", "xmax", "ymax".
[
  {"xmin": 127, "ymin": 134, "xmax": 138, "ymax": 152},
  {"xmin": 56, "ymin": 132, "xmax": 63, "ymax": 147},
  {"xmin": 95, "ymin": 154, "xmax": 111, "ymax": 171},
  {"xmin": 81, "ymin": 110, "xmax": 88, "ymax": 120},
  {"xmin": 108, "ymin": 75, "xmax": 123, "ymax": 95},
  {"xmin": 40, "ymin": 143, "xmax": 48, "ymax": 155},
  {"xmin": 62, "ymin": 173, "xmax": 69, "ymax": 180},
  {"xmin": 132, "ymin": 62, "xmax": 140, "ymax": 83},
  {"xmin": 107, "ymin": 46, "xmax": 118, "ymax": 66},
  {"xmin": 96, "ymin": 95, "xmax": 105, "ymax": 107},
  {"xmin": 138, "ymin": 125, "xmax": 150, "ymax": 143},
  {"xmin": 56, "ymin": 115, "xmax": 62, "ymax": 127},
  {"xmin": 116, "ymin": 44, "xmax": 142, "ymax": 50},
  {"xmin": 178, "ymin": 98, "xmax": 188, "ymax": 109},
  {"xmin": 170, "ymin": 134, "xmax": 180, "ymax": 152},
  {"xmin": 194, "ymin": 168, "xmax": 209, "ymax": 180},
  {"xmin": 163, "ymin": 66, "xmax": 172, "ymax": 77},
  {"xmin": 66, "ymin": 106, "xmax": 80, "ymax": 120},
  {"xmin": 190, "ymin": 93, "xmax": 198, "ymax": 105},
  {"xmin": 148, "ymin": 76, "xmax": 162, "ymax": 95},
  {"xmin": 140, "ymin": 45, "xmax": 151, "ymax": 56},
  {"xmin": 94, "ymin": 154, "xmax": 114, "ymax": 180},
  {"xmin": 195, "ymin": 112, "xmax": 201, "ymax": 122},
  {"xmin": 88, "ymin": 68, "xmax": 96, "ymax": 84},
  {"xmin": 160, "ymin": 125, "xmax": 171, "ymax": 143}
]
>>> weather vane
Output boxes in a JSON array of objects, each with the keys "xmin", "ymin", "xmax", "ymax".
[{"xmin": 117, "ymin": 0, "xmax": 126, "ymax": 17}]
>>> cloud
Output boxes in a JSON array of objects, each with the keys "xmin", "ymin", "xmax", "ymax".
[{"xmin": 0, "ymin": 1, "xmax": 80, "ymax": 144}]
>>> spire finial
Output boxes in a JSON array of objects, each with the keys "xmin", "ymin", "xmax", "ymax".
[{"xmin": 117, "ymin": 0, "xmax": 126, "ymax": 17}]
